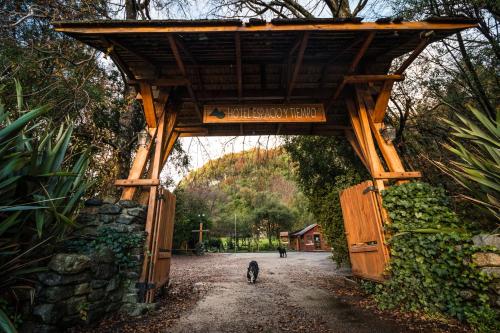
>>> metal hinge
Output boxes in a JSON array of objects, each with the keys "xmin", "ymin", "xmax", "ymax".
[{"xmin": 363, "ymin": 186, "xmax": 378, "ymax": 194}]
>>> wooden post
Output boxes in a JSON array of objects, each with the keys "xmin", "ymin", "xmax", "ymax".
[{"xmin": 199, "ymin": 223, "xmax": 203, "ymax": 243}]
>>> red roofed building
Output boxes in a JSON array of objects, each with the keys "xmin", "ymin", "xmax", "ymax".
[{"xmin": 284, "ymin": 224, "xmax": 330, "ymax": 252}]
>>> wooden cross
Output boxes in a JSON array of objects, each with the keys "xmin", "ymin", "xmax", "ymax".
[{"xmin": 191, "ymin": 223, "xmax": 210, "ymax": 243}]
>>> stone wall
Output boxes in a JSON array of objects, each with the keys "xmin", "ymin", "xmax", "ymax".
[
  {"xmin": 472, "ymin": 233, "xmax": 500, "ymax": 312},
  {"xmin": 23, "ymin": 199, "xmax": 152, "ymax": 332}
]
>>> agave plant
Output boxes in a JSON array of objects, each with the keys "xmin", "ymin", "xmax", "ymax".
[
  {"xmin": 434, "ymin": 105, "xmax": 499, "ymax": 222},
  {"xmin": 0, "ymin": 80, "xmax": 91, "ymax": 331}
]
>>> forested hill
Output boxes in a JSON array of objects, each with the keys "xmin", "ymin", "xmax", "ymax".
[{"xmin": 174, "ymin": 147, "xmax": 313, "ymax": 245}]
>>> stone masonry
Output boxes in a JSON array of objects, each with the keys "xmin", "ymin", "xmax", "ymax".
[
  {"xmin": 472, "ymin": 233, "xmax": 500, "ymax": 312},
  {"xmin": 22, "ymin": 199, "xmax": 153, "ymax": 332}
]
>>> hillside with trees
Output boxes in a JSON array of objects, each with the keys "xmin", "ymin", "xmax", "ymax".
[{"xmin": 173, "ymin": 147, "xmax": 315, "ymax": 250}]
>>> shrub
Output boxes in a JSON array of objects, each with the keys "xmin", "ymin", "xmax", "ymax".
[
  {"xmin": 0, "ymin": 81, "xmax": 90, "ymax": 331},
  {"xmin": 374, "ymin": 182, "xmax": 498, "ymax": 332}
]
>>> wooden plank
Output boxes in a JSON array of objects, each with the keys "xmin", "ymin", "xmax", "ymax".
[
  {"xmin": 115, "ymin": 179, "xmax": 160, "ymax": 186},
  {"xmin": 55, "ymin": 22, "xmax": 478, "ymax": 34},
  {"xmin": 158, "ymin": 252, "xmax": 172, "ymax": 259},
  {"xmin": 128, "ymin": 77, "xmax": 188, "ymax": 86},
  {"xmin": 175, "ymin": 126, "xmax": 207, "ymax": 133},
  {"xmin": 99, "ymin": 37, "xmax": 136, "ymax": 80},
  {"xmin": 372, "ymin": 80, "xmax": 394, "ymax": 122},
  {"xmin": 373, "ymin": 171, "xmax": 422, "ymax": 179},
  {"xmin": 203, "ymin": 104, "xmax": 325, "ymax": 123},
  {"xmin": 120, "ymin": 138, "xmax": 154, "ymax": 201},
  {"xmin": 325, "ymin": 79, "xmax": 346, "ymax": 110},
  {"xmin": 340, "ymin": 180, "xmax": 389, "ymax": 282},
  {"xmin": 286, "ymin": 32, "xmax": 309, "ymax": 102},
  {"xmin": 348, "ymin": 32, "xmax": 375, "ymax": 73},
  {"xmin": 140, "ymin": 110, "xmax": 168, "ymax": 301},
  {"xmin": 395, "ymin": 35, "xmax": 432, "ymax": 74},
  {"xmin": 344, "ymin": 75, "xmax": 403, "ymax": 84},
  {"xmin": 173, "ymin": 36, "xmax": 204, "ymax": 90},
  {"xmin": 356, "ymin": 86, "xmax": 406, "ymax": 173},
  {"xmin": 154, "ymin": 88, "xmax": 170, "ymax": 118},
  {"xmin": 161, "ymin": 131, "xmax": 180, "ymax": 168},
  {"xmin": 108, "ymin": 37, "xmax": 158, "ymax": 69},
  {"xmin": 235, "ymin": 32, "xmax": 242, "ymax": 100},
  {"xmin": 345, "ymin": 129, "xmax": 369, "ymax": 171},
  {"xmin": 167, "ymin": 35, "xmax": 202, "ymax": 120},
  {"xmin": 139, "ymin": 82, "xmax": 157, "ymax": 128},
  {"xmin": 326, "ymin": 32, "xmax": 375, "ymax": 110},
  {"xmin": 319, "ymin": 36, "xmax": 364, "ymax": 87}
]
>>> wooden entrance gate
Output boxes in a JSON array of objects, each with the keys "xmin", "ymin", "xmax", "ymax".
[
  {"xmin": 340, "ymin": 180, "xmax": 389, "ymax": 281},
  {"xmin": 140, "ymin": 187, "xmax": 176, "ymax": 302}
]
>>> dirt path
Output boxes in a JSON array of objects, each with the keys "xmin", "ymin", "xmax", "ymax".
[{"xmin": 91, "ymin": 252, "xmax": 466, "ymax": 333}]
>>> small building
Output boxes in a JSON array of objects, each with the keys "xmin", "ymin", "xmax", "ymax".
[{"xmin": 287, "ymin": 224, "xmax": 330, "ymax": 252}]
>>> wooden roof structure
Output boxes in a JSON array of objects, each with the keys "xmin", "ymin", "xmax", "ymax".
[
  {"xmin": 54, "ymin": 17, "xmax": 476, "ymax": 137},
  {"xmin": 54, "ymin": 18, "xmax": 476, "ymax": 301}
]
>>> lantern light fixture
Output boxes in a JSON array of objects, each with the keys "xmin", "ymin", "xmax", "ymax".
[
  {"xmin": 137, "ymin": 129, "xmax": 150, "ymax": 148},
  {"xmin": 379, "ymin": 124, "xmax": 397, "ymax": 143}
]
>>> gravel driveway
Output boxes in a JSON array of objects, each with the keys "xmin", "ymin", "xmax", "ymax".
[
  {"xmin": 166, "ymin": 252, "xmax": 406, "ymax": 333},
  {"xmin": 91, "ymin": 252, "xmax": 465, "ymax": 333}
]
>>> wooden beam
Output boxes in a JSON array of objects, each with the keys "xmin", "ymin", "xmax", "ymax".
[
  {"xmin": 167, "ymin": 34, "xmax": 202, "ymax": 120},
  {"xmin": 319, "ymin": 36, "xmax": 365, "ymax": 87},
  {"xmin": 55, "ymin": 22, "xmax": 478, "ymax": 34},
  {"xmin": 325, "ymin": 79, "xmax": 346, "ymax": 111},
  {"xmin": 346, "ymin": 96, "xmax": 385, "ymax": 177},
  {"xmin": 348, "ymin": 32, "xmax": 375, "ymax": 73},
  {"xmin": 128, "ymin": 77, "xmax": 188, "ymax": 86},
  {"xmin": 115, "ymin": 179, "xmax": 160, "ymax": 186},
  {"xmin": 175, "ymin": 126, "xmax": 207, "ymax": 133},
  {"xmin": 373, "ymin": 80, "xmax": 394, "ymax": 122},
  {"xmin": 161, "ymin": 131, "xmax": 180, "ymax": 168},
  {"xmin": 174, "ymin": 36, "xmax": 204, "ymax": 90},
  {"xmin": 108, "ymin": 38, "xmax": 158, "ymax": 69},
  {"xmin": 154, "ymin": 88, "xmax": 170, "ymax": 118},
  {"xmin": 100, "ymin": 37, "xmax": 135, "ymax": 80},
  {"xmin": 344, "ymin": 75, "xmax": 404, "ymax": 84},
  {"xmin": 357, "ymin": 87, "xmax": 405, "ymax": 172},
  {"xmin": 345, "ymin": 129, "xmax": 369, "ymax": 171},
  {"xmin": 139, "ymin": 82, "xmax": 157, "ymax": 128},
  {"xmin": 235, "ymin": 32, "xmax": 242, "ymax": 101},
  {"xmin": 286, "ymin": 32, "xmax": 310, "ymax": 102},
  {"xmin": 394, "ymin": 33, "xmax": 433, "ymax": 75},
  {"xmin": 120, "ymin": 137, "xmax": 154, "ymax": 201},
  {"xmin": 373, "ymin": 171, "xmax": 422, "ymax": 179},
  {"xmin": 281, "ymin": 34, "xmax": 303, "ymax": 89},
  {"xmin": 140, "ymin": 110, "xmax": 168, "ymax": 300},
  {"xmin": 326, "ymin": 32, "xmax": 375, "ymax": 111}
]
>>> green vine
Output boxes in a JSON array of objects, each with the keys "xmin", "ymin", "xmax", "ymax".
[
  {"xmin": 372, "ymin": 182, "xmax": 498, "ymax": 332},
  {"xmin": 67, "ymin": 227, "xmax": 144, "ymax": 269}
]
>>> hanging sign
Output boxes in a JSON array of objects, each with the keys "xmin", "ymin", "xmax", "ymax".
[{"xmin": 203, "ymin": 104, "xmax": 326, "ymax": 123}]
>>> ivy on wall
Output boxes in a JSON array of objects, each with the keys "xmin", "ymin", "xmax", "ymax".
[
  {"xmin": 67, "ymin": 227, "xmax": 144, "ymax": 269},
  {"xmin": 371, "ymin": 182, "xmax": 498, "ymax": 332}
]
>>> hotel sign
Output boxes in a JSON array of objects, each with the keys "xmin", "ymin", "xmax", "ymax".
[{"xmin": 203, "ymin": 104, "xmax": 326, "ymax": 124}]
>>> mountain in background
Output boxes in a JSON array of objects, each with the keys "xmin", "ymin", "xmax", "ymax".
[{"xmin": 173, "ymin": 147, "xmax": 314, "ymax": 248}]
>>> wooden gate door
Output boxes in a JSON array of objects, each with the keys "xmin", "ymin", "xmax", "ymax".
[
  {"xmin": 339, "ymin": 180, "xmax": 389, "ymax": 281},
  {"xmin": 142, "ymin": 187, "xmax": 176, "ymax": 302}
]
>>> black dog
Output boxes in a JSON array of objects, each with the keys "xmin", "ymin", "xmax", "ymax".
[
  {"xmin": 278, "ymin": 246, "xmax": 287, "ymax": 258},
  {"xmin": 247, "ymin": 260, "xmax": 259, "ymax": 283}
]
